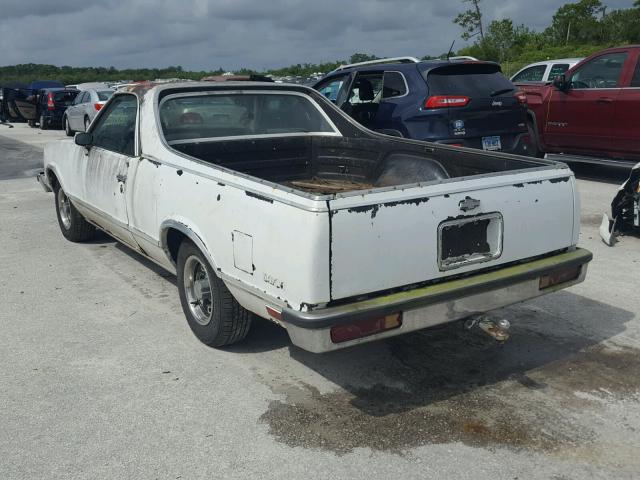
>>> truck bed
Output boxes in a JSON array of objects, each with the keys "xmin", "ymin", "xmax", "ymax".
[{"xmin": 171, "ymin": 135, "xmax": 549, "ymax": 196}]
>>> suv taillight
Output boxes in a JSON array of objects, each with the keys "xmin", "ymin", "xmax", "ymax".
[
  {"xmin": 94, "ymin": 103, "xmax": 103, "ymax": 111},
  {"xmin": 47, "ymin": 92, "xmax": 55, "ymax": 111},
  {"xmin": 514, "ymin": 91, "xmax": 527, "ymax": 105},
  {"xmin": 424, "ymin": 95, "xmax": 470, "ymax": 108}
]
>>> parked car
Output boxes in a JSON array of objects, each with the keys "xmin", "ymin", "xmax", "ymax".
[
  {"xmin": 312, "ymin": 57, "xmax": 532, "ymax": 156},
  {"xmin": 63, "ymin": 88, "xmax": 114, "ymax": 135},
  {"xmin": 520, "ymin": 46, "xmax": 640, "ymax": 165},
  {"xmin": 511, "ymin": 58, "xmax": 583, "ymax": 84},
  {"xmin": 36, "ymin": 88, "xmax": 79, "ymax": 130},
  {"xmin": 38, "ymin": 81, "xmax": 591, "ymax": 353}
]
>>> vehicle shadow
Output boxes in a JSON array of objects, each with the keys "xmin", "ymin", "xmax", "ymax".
[{"xmin": 282, "ymin": 290, "xmax": 634, "ymax": 415}]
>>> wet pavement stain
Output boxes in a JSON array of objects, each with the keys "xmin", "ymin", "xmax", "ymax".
[{"xmin": 260, "ymin": 322, "xmax": 640, "ymax": 455}]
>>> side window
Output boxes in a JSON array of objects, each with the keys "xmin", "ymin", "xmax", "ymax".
[
  {"xmin": 91, "ymin": 95, "xmax": 137, "ymax": 156},
  {"xmin": 316, "ymin": 75, "xmax": 348, "ymax": 103},
  {"xmin": 569, "ymin": 52, "xmax": 627, "ymax": 89},
  {"xmin": 348, "ymin": 72, "xmax": 383, "ymax": 105},
  {"xmin": 631, "ymin": 59, "xmax": 640, "ymax": 88},
  {"xmin": 73, "ymin": 93, "xmax": 83, "ymax": 105},
  {"xmin": 512, "ymin": 65, "xmax": 546, "ymax": 82},
  {"xmin": 548, "ymin": 64, "xmax": 570, "ymax": 81},
  {"xmin": 382, "ymin": 71, "xmax": 407, "ymax": 98}
]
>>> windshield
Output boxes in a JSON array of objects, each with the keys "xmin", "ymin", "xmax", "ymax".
[
  {"xmin": 97, "ymin": 90, "xmax": 114, "ymax": 101},
  {"xmin": 423, "ymin": 64, "xmax": 514, "ymax": 97},
  {"xmin": 160, "ymin": 93, "xmax": 337, "ymax": 143}
]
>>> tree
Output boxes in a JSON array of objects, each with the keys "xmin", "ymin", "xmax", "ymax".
[
  {"xmin": 349, "ymin": 53, "xmax": 379, "ymax": 64},
  {"xmin": 545, "ymin": 0, "xmax": 603, "ymax": 45},
  {"xmin": 454, "ymin": 0, "xmax": 484, "ymax": 41}
]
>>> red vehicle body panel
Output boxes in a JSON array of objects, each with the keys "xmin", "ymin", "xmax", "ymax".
[{"xmin": 520, "ymin": 46, "xmax": 640, "ymax": 163}]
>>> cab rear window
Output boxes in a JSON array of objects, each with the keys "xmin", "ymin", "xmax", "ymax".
[{"xmin": 423, "ymin": 64, "xmax": 514, "ymax": 97}]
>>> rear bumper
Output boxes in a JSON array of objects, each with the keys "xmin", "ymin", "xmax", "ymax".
[{"xmin": 282, "ymin": 248, "xmax": 592, "ymax": 353}]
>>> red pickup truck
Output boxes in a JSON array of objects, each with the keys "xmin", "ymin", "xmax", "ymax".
[{"xmin": 519, "ymin": 46, "xmax": 640, "ymax": 167}]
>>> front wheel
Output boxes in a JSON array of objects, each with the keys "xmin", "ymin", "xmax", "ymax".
[
  {"xmin": 39, "ymin": 114, "xmax": 48, "ymax": 130},
  {"xmin": 177, "ymin": 240, "xmax": 252, "ymax": 347},
  {"xmin": 53, "ymin": 183, "xmax": 95, "ymax": 242},
  {"xmin": 64, "ymin": 116, "xmax": 74, "ymax": 137}
]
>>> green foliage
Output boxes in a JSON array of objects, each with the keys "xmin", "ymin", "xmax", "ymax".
[
  {"xmin": 454, "ymin": 0, "xmax": 484, "ymax": 41},
  {"xmin": 454, "ymin": 0, "xmax": 640, "ymax": 76}
]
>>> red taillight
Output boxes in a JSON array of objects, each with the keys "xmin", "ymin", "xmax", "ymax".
[
  {"xmin": 515, "ymin": 91, "xmax": 527, "ymax": 105},
  {"xmin": 425, "ymin": 95, "xmax": 469, "ymax": 108},
  {"xmin": 330, "ymin": 313, "xmax": 402, "ymax": 344},
  {"xmin": 449, "ymin": 143, "xmax": 464, "ymax": 147},
  {"xmin": 94, "ymin": 103, "xmax": 103, "ymax": 111},
  {"xmin": 47, "ymin": 92, "xmax": 55, "ymax": 111},
  {"xmin": 265, "ymin": 306, "xmax": 282, "ymax": 321}
]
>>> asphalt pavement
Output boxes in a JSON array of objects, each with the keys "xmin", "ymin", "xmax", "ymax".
[{"xmin": 1, "ymin": 123, "xmax": 639, "ymax": 480}]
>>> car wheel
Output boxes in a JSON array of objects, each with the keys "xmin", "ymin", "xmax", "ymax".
[
  {"xmin": 64, "ymin": 116, "xmax": 74, "ymax": 137},
  {"xmin": 53, "ymin": 183, "xmax": 95, "ymax": 242},
  {"xmin": 39, "ymin": 114, "xmax": 48, "ymax": 130},
  {"xmin": 527, "ymin": 120, "xmax": 544, "ymax": 158},
  {"xmin": 28, "ymin": 119, "xmax": 36, "ymax": 128},
  {"xmin": 177, "ymin": 240, "xmax": 252, "ymax": 347},
  {"xmin": 84, "ymin": 117, "xmax": 91, "ymax": 132}
]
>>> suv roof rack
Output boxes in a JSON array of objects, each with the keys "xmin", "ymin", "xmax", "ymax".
[
  {"xmin": 332, "ymin": 56, "xmax": 420, "ymax": 72},
  {"xmin": 447, "ymin": 56, "xmax": 479, "ymax": 61}
]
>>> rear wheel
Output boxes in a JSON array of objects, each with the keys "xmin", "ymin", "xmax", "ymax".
[
  {"xmin": 64, "ymin": 116, "xmax": 74, "ymax": 136},
  {"xmin": 527, "ymin": 120, "xmax": 544, "ymax": 158},
  {"xmin": 177, "ymin": 240, "xmax": 252, "ymax": 347},
  {"xmin": 39, "ymin": 114, "xmax": 47, "ymax": 130},
  {"xmin": 53, "ymin": 183, "xmax": 95, "ymax": 242}
]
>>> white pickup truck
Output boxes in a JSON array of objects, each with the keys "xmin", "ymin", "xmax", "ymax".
[{"xmin": 38, "ymin": 82, "xmax": 592, "ymax": 353}]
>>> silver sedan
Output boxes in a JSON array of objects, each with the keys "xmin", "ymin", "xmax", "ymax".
[{"xmin": 63, "ymin": 88, "xmax": 114, "ymax": 136}]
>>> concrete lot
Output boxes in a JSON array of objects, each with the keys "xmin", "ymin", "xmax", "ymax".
[{"xmin": 1, "ymin": 123, "xmax": 639, "ymax": 480}]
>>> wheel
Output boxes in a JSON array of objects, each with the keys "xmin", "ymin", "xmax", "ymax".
[
  {"xmin": 84, "ymin": 117, "xmax": 91, "ymax": 132},
  {"xmin": 177, "ymin": 240, "xmax": 252, "ymax": 347},
  {"xmin": 39, "ymin": 114, "xmax": 48, "ymax": 130},
  {"xmin": 63, "ymin": 116, "xmax": 74, "ymax": 136},
  {"xmin": 527, "ymin": 120, "xmax": 544, "ymax": 158},
  {"xmin": 28, "ymin": 120, "xmax": 36, "ymax": 128},
  {"xmin": 53, "ymin": 183, "xmax": 95, "ymax": 242}
]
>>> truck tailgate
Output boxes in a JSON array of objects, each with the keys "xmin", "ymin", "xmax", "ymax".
[{"xmin": 328, "ymin": 167, "xmax": 577, "ymax": 300}]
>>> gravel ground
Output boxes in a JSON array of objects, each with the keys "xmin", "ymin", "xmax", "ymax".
[{"xmin": 1, "ymin": 123, "xmax": 638, "ymax": 480}]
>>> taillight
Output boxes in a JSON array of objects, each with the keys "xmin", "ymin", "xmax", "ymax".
[
  {"xmin": 330, "ymin": 313, "xmax": 402, "ymax": 344},
  {"xmin": 515, "ymin": 91, "xmax": 527, "ymax": 105},
  {"xmin": 425, "ymin": 95, "xmax": 469, "ymax": 108},
  {"xmin": 47, "ymin": 92, "xmax": 55, "ymax": 111},
  {"xmin": 94, "ymin": 103, "xmax": 103, "ymax": 111}
]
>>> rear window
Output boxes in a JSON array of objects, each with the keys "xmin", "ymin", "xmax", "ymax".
[
  {"xmin": 97, "ymin": 90, "xmax": 114, "ymax": 101},
  {"xmin": 512, "ymin": 65, "xmax": 546, "ymax": 82},
  {"xmin": 160, "ymin": 93, "xmax": 337, "ymax": 143},
  {"xmin": 423, "ymin": 64, "xmax": 514, "ymax": 97},
  {"xmin": 548, "ymin": 64, "xmax": 570, "ymax": 80},
  {"xmin": 54, "ymin": 91, "xmax": 78, "ymax": 103}
]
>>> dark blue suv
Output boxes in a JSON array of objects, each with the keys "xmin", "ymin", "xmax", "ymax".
[{"xmin": 312, "ymin": 57, "xmax": 532, "ymax": 155}]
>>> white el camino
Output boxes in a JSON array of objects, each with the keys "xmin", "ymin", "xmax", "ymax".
[{"xmin": 38, "ymin": 82, "xmax": 592, "ymax": 352}]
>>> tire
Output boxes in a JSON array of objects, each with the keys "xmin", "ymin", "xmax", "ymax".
[
  {"xmin": 64, "ymin": 116, "xmax": 74, "ymax": 136},
  {"xmin": 527, "ymin": 120, "xmax": 544, "ymax": 158},
  {"xmin": 39, "ymin": 114, "xmax": 48, "ymax": 130},
  {"xmin": 84, "ymin": 117, "xmax": 91, "ymax": 132},
  {"xmin": 28, "ymin": 120, "xmax": 36, "ymax": 128},
  {"xmin": 177, "ymin": 240, "xmax": 252, "ymax": 347},
  {"xmin": 53, "ymin": 183, "xmax": 95, "ymax": 242}
]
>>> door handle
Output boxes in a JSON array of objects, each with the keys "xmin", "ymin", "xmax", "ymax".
[
  {"xmin": 116, "ymin": 173, "xmax": 127, "ymax": 183},
  {"xmin": 596, "ymin": 97, "xmax": 613, "ymax": 104}
]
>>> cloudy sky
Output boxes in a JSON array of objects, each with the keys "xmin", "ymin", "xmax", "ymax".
[{"xmin": 0, "ymin": 0, "xmax": 634, "ymax": 70}]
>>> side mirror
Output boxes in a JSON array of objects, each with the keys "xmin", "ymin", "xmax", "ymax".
[
  {"xmin": 74, "ymin": 132, "xmax": 93, "ymax": 147},
  {"xmin": 553, "ymin": 74, "xmax": 568, "ymax": 91}
]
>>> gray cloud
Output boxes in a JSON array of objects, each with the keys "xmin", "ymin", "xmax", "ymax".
[{"xmin": 0, "ymin": 0, "xmax": 635, "ymax": 70}]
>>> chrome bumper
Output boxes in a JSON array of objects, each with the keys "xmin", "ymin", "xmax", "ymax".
[
  {"xmin": 36, "ymin": 171, "xmax": 52, "ymax": 192},
  {"xmin": 283, "ymin": 248, "xmax": 592, "ymax": 353}
]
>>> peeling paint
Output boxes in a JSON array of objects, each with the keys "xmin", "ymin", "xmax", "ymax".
[
  {"xmin": 176, "ymin": 170, "xmax": 183, "ymax": 176},
  {"xmin": 245, "ymin": 191, "xmax": 274, "ymax": 203},
  {"xmin": 549, "ymin": 176, "xmax": 570, "ymax": 183}
]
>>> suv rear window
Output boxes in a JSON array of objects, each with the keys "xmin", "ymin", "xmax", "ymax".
[
  {"xmin": 423, "ymin": 64, "xmax": 514, "ymax": 97},
  {"xmin": 54, "ymin": 91, "xmax": 78, "ymax": 104}
]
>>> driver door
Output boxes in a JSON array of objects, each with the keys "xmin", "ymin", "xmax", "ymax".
[
  {"xmin": 544, "ymin": 52, "xmax": 627, "ymax": 154},
  {"xmin": 82, "ymin": 94, "xmax": 138, "ymax": 247}
]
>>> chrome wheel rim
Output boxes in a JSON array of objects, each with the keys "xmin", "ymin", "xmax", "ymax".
[
  {"xmin": 57, "ymin": 188, "xmax": 72, "ymax": 230},
  {"xmin": 183, "ymin": 255, "xmax": 213, "ymax": 325},
  {"xmin": 64, "ymin": 118, "xmax": 69, "ymax": 134},
  {"xmin": 84, "ymin": 118, "xmax": 90, "ymax": 131}
]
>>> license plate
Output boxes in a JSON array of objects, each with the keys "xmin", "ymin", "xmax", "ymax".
[
  {"xmin": 482, "ymin": 136, "xmax": 501, "ymax": 151},
  {"xmin": 438, "ymin": 213, "xmax": 503, "ymax": 271}
]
